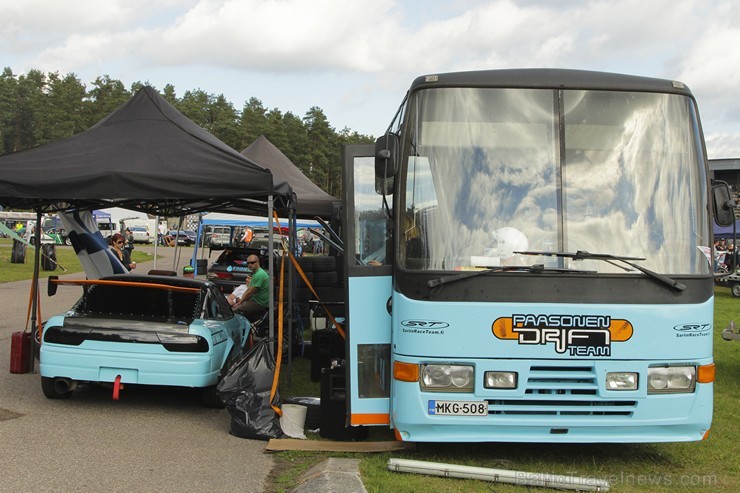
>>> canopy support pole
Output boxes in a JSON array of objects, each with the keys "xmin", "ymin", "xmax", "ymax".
[
  {"xmin": 153, "ymin": 215, "xmax": 160, "ymax": 270},
  {"xmin": 286, "ymin": 200, "xmax": 297, "ymax": 386},
  {"xmin": 28, "ymin": 210, "xmax": 42, "ymax": 373},
  {"xmin": 171, "ymin": 216, "xmax": 185, "ymax": 272},
  {"xmin": 268, "ymin": 196, "xmax": 275, "ymax": 349}
]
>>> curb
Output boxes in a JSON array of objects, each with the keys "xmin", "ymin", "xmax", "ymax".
[{"xmin": 292, "ymin": 458, "xmax": 366, "ymax": 493}]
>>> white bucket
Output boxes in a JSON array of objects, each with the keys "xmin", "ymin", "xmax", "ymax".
[
  {"xmin": 280, "ymin": 404, "xmax": 308, "ymax": 439},
  {"xmin": 310, "ymin": 315, "xmax": 327, "ymax": 331}
]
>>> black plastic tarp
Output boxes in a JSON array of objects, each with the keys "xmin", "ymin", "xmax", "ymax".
[
  {"xmin": 241, "ymin": 135, "xmax": 338, "ymax": 219},
  {"xmin": 218, "ymin": 339, "xmax": 283, "ymax": 440},
  {"xmin": 0, "ymin": 87, "xmax": 290, "ymax": 216}
]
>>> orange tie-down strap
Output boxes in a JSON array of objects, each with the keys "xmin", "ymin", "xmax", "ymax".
[
  {"xmin": 49, "ymin": 278, "xmax": 201, "ymax": 293},
  {"xmin": 287, "ymin": 253, "xmax": 345, "ymax": 339},
  {"xmin": 271, "ymin": 212, "xmax": 345, "ymax": 339},
  {"xmin": 269, "ymin": 251, "xmax": 286, "ymax": 417}
]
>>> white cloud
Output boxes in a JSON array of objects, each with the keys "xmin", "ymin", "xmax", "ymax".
[{"xmin": 2, "ymin": 0, "xmax": 740, "ymax": 153}]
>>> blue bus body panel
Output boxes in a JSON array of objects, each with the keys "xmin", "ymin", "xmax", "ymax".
[
  {"xmin": 389, "ymin": 293, "xmax": 713, "ymax": 442},
  {"xmin": 347, "ymin": 275, "xmax": 393, "ymax": 421}
]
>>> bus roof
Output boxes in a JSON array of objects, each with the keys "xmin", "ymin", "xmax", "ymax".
[{"xmin": 410, "ymin": 68, "xmax": 693, "ymax": 97}]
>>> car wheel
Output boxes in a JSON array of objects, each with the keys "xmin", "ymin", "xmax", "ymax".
[
  {"xmin": 200, "ymin": 385, "xmax": 222, "ymax": 408},
  {"xmin": 732, "ymin": 283, "xmax": 740, "ymax": 298},
  {"xmin": 200, "ymin": 347, "xmax": 238, "ymax": 408},
  {"xmin": 41, "ymin": 377, "xmax": 74, "ymax": 399}
]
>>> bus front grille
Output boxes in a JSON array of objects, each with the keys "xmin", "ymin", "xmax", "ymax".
[{"xmin": 488, "ymin": 365, "xmax": 636, "ymax": 417}]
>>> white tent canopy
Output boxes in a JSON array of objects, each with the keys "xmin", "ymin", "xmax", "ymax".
[{"xmin": 199, "ymin": 213, "xmax": 319, "ymax": 230}]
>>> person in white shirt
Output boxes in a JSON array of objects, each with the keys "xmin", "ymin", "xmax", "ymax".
[{"xmin": 226, "ymin": 276, "xmax": 250, "ymax": 307}]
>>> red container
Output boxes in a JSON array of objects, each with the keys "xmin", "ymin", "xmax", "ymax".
[{"xmin": 10, "ymin": 331, "xmax": 31, "ymax": 374}]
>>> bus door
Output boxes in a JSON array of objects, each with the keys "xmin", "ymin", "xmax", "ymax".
[{"xmin": 342, "ymin": 145, "xmax": 393, "ymax": 427}]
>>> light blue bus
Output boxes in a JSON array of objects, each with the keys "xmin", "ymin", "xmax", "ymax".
[{"xmin": 341, "ymin": 69, "xmax": 734, "ymax": 443}]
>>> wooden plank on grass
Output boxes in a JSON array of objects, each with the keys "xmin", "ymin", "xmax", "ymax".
[{"xmin": 265, "ymin": 439, "xmax": 415, "ymax": 452}]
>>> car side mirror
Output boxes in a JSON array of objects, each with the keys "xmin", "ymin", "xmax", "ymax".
[{"xmin": 712, "ymin": 181, "xmax": 736, "ymax": 227}]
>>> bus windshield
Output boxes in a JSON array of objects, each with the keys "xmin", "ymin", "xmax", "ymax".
[{"xmin": 400, "ymin": 87, "xmax": 710, "ymax": 275}]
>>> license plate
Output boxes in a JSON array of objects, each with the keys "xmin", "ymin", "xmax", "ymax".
[{"xmin": 428, "ymin": 400, "xmax": 488, "ymax": 416}]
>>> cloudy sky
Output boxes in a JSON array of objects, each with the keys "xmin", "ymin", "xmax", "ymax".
[{"xmin": 3, "ymin": 0, "xmax": 740, "ymax": 158}]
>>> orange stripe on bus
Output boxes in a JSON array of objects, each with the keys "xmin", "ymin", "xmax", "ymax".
[{"xmin": 351, "ymin": 413, "xmax": 390, "ymax": 425}]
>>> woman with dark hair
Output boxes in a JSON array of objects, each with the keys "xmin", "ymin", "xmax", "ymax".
[{"xmin": 110, "ymin": 232, "xmax": 136, "ymax": 270}]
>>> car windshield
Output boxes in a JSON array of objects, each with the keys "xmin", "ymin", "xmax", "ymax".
[{"xmin": 215, "ymin": 250, "xmax": 252, "ymax": 266}]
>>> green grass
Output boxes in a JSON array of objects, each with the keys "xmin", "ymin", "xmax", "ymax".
[
  {"xmin": 273, "ymin": 289, "xmax": 740, "ymax": 493},
  {"xmin": 0, "ymin": 238, "xmax": 153, "ymax": 282}
]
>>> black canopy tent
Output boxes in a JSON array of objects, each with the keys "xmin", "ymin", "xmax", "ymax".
[
  {"xmin": 241, "ymin": 135, "xmax": 339, "ymax": 219},
  {"xmin": 0, "ymin": 86, "xmax": 293, "ymax": 372},
  {"xmin": 239, "ymin": 137, "xmax": 342, "ymax": 375},
  {"xmin": 0, "ymin": 86, "xmax": 290, "ymax": 216}
]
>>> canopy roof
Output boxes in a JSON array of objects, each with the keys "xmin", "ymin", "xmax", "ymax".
[
  {"xmin": 0, "ymin": 87, "xmax": 289, "ymax": 216},
  {"xmin": 241, "ymin": 135, "xmax": 338, "ymax": 219}
]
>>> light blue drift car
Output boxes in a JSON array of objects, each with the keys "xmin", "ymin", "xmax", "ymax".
[{"xmin": 40, "ymin": 274, "xmax": 249, "ymax": 407}]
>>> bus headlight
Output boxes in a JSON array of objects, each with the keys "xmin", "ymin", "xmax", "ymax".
[
  {"xmin": 420, "ymin": 364, "xmax": 474, "ymax": 392},
  {"xmin": 605, "ymin": 372, "xmax": 638, "ymax": 391},
  {"xmin": 484, "ymin": 371, "xmax": 518, "ymax": 389},
  {"xmin": 647, "ymin": 366, "xmax": 696, "ymax": 394}
]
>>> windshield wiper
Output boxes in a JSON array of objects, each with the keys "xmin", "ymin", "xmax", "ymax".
[
  {"xmin": 427, "ymin": 264, "xmax": 597, "ymax": 289},
  {"xmin": 515, "ymin": 250, "xmax": 686, "ymax": 292}
]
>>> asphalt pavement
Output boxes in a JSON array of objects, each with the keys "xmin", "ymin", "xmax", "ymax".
[{"xmin": 0, "ymin": 244, "xmax": 275, "ymax": 492}]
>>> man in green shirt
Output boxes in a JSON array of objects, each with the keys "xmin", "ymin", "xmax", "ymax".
[{"xmin": 232, "ymin": 254, "xmax": 270, "ymax": 322}]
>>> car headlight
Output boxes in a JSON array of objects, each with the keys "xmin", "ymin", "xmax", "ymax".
[
  {"xmin": 484, "ymin": 371, "xmax": 518, "ymax": 389},
  {"xmin": 606, "ymin": 372, "xmax": 638, "ymax": 391},
  {"xmin": 420, "ymin": 364, "xmax": 474, "ymax": 392},
  {"xmin": 647, "ymin": 366, "xmax": 696, "ymax": 394}
]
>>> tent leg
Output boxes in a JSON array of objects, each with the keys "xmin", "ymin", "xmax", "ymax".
[{"xmin": 28, "ymin": 210, "xmax": 42, "ymax": 373}]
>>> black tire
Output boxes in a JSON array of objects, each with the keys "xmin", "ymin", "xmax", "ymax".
[
  {"xmin": 312, "ymin": 271, "xmax": 337, "ymax": 287},
  {"xmin": 200, "ymin": 385, "xmax": 222, "ymax": 408},
  {"xmin": 294, "ymin": 287, "xmax": 313, "ymax": 303},
  {"xmin": 296, "ymin": 271, "xmax": 314, "ymax": 287},
  {"xmin": 310, "ymin": 255, "xmax": 336, "ymax": 272},
  {"xmin": 297, "ymin": 303, "xmax": 311, "ymax": 317},
  {"xmin": 296, "ymin": 256, "xmax": 313, "ymax": 272},
  {"xmin": 732, "ymin": 283, "xmax": 740, "ymax": 298},
  {"xmin": 41, "ymin": 377, "xmax": 73, "ymax": 399},
  {"xmin": 200, "ymin": 347, "xmax": 238, "ymax": 408}
]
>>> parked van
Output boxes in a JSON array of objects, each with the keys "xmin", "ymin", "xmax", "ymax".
[
  {"xmin": 204, "ymin": 226, "xmax": 231, "ymax": 247},
  {"xmin": 121, "ymin": 218, "xmax": 157, "ymax": 244}
]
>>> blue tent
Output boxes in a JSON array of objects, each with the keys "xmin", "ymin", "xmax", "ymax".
[
  {"xmin": 198, "ymin": 213, "xmax": 318, "ymax": 233},
  {"xmin": 714, "ymin": 220, "xmax": 740, "ymax": 239},
  {"xmin": 191, "ymin": 213, "xmax": 320, "ymax": 273}
]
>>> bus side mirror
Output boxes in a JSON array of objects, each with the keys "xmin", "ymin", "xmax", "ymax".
[
  {"xmin": 375, "ymin": 133, "xmax": 399, "ymax": 179},
  {"xmin": 712, "ymin": 181, "xmax": 736, "ymax": 227}
]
